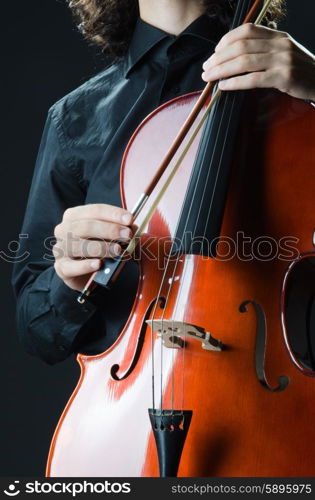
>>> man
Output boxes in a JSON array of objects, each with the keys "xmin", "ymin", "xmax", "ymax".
[{"xmin": 12, "ymin": 0, "xmax": 315, "ymax": 364}]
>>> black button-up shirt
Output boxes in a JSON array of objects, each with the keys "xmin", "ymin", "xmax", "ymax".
[{"xmin": 12, "ymin": 15, "xmax": 225, "ymax": 364}]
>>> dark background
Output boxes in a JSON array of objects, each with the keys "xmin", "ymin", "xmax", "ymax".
[{"xmin": 1, "ymin": 0, "xmax": 314, "ymax": 476}]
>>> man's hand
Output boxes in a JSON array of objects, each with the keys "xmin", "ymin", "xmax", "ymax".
[
  {"xmin": 202, "ymin": 23, "xmax": 315, "ymax": 102},
  {"xmin": 53, "ymin": 204, "xmax": 133, "ymax": 291}
]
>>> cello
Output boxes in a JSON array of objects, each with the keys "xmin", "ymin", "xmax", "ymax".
[{"xmin": 47, "ymin": 0, "xmax": 315, "ymax": 476}]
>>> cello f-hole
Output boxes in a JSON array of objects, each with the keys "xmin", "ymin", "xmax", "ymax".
[
  {"xmin": 110, "ymin": 296, "xmax": 166, "ymax": 381},
  {"xmin": 240, "ymin": 300, "xmax": 290, "ymax": 392}
]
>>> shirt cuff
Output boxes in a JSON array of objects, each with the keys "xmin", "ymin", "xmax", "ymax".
[{"xmin": 50, "ymin": 272, "xmax": 97, "ymax": 350}]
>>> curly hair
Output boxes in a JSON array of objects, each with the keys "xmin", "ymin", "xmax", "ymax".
[{"xmin": 68, "ymin": 0, "xmax": 285, "ymax": 58}]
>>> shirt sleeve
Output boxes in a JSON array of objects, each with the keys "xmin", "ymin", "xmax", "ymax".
[{"xmin": 11, "ymin": 106, "xmax": 98, "ymax": 364}]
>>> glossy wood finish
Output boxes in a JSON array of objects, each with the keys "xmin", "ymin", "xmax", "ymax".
[
  {"xmin": 76, "ymin": 1, "xmax": 268, "ymax": 300},
  {"xmin": 47, "ymin": 90, "xmax": 315, "ymax": 477}
]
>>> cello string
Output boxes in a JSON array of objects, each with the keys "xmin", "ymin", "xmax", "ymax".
[
  {"xmin": 149, "ymin": 248, "xmax": 176, "ymax": 411},
  {"xmin": 168, "ymin": 1, "xmax": 268, "ymax": 264},
  {"xmin": 150, "ymin": 0, "xmax": 272, "ymax": 414},
  {"xmin": 172, "ymin": 92, "xmax": 236, "ymax": 411},
  {"xmin": 200, "ymin": 96, "xmax": 238, "ymax": 243},
  {"xmin": 123, "ymin": 0, "xmax": 272, "ymax": 256},
  {"xmin": 168, "ymin": 0, "xmax": 271, "ymax": 411},
  {"xmin": 169, "ymin": 0, "xmax": 274, "ymax": 270},
  {"xmin": 173, "ymin": 0, "xmax": 273, "ymax": 410},
  {"xmin": 140, "ymin": 0, "xmax": 273, "ymax": 414},
  {"xmin": 171, "ymin": 0, "xmax": 272, "ymax": 416},
  {"xmin": 188, "ymin": 4, "xmax": 259, "ymax": 288},
  {"xmin": 147, "ymin": 94, "xmax": 221, "ymax": 413},
  {"xmin": 173, "ymin": 13, "xmax": 248, "ymax": 321},
  {"xmin": 170, "ymin": 85, "xmax": 229, "ymax": 413},
  {"xmin": 175, "ymin": 0, "xmax": 276, "ymax": 409},
  {"xmin": 108, "ymin": 93, "xmax": 220, "ymax": 407},
  {"xmin": 159, "ymin": 251, "xmax": 183, "ymax": 411},
  {"xmin": 154, "ymin": 89, "xmax": 220, "ymax": 412},
  {"xmin": 137, "ymin": 92, "xmax": 219, "ymax": 411},
  {"xmin": 123, "ymin": 92, "xmax": 222, "ymax": 257},
  {"xmin": 149, "ymin": 227, "xmax": 186, "ymax": 411},
  {"xmin": 187, "ymin": 91, "xmax": 236, "ymax": 259},
  {"xmin": 150, "ymin": 100, "xmax": 212, "ymax": 412},
  {"xmin": 174, "ymin": 88, "xmax": 223, "ymax": 412},
  {"xmin": 157, "ymin": 82, "xmax": 224, "ymax": 414}
]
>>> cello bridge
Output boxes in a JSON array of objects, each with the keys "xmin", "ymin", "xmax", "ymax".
[{"xmin": 146, "ymin": 320, "xmax": 223, "ymax": 351}]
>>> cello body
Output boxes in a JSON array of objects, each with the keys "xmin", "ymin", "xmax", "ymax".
[{"xmin": 47, "ymin": 89, "xmax": 315, "ymax": 477}]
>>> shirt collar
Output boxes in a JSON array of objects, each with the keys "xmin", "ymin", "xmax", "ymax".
[{"xmin": 125, "ymin": 14, "xmax": 225, "ymax": 77}]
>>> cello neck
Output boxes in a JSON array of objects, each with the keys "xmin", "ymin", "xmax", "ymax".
[{"xmin": 172, "ymin": 0, "xmax": 255, "ymax": 257}]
